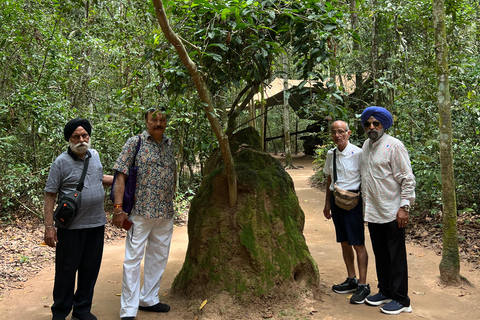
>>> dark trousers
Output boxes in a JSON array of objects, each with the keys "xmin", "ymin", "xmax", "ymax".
[
  {"xmin": 52, "ymin": 225, "xmax": 105, "ymax": 318},
  {"xmin": 368, "ymin": 220, "xmax": 410, "ymax": 307}
]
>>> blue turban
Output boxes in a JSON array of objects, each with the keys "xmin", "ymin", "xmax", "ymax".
[{"xmin": 361, "ymin": 106, "xmax": 393, "ymax": 130}]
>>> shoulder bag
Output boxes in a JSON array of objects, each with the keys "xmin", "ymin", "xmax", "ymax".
[
  {"xmin": 110, "ymin": 135, "xmax": 141, "ymax": 213},
  {"xmin": 54, "ymin": 154, "xmax": 90, "ymax": 228},
  {"xmin": 333, "ymin": 148, "xmax": 361, "ymax": 211}
]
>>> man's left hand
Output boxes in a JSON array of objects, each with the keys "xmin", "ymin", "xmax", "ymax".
[
  {"xmin": 396, "ymin": 207, "xmax": 409, "ymax": 228},
  {"xmin": 112, "ymin": 212, "xmax": 127, "ymax": 228}
]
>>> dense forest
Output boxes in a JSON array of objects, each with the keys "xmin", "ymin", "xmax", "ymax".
[{"xmin": 1, "ymin": 1, "xmax": 479, "ymax": 228}]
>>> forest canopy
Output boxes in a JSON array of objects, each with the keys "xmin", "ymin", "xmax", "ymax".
[{"xmin": 1, "ymin": 0, "xmax": 479, "ymax": 222}]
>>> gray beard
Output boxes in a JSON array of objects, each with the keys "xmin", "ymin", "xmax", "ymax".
[
  {"xmin": 367, "ymin": 128, "xmax": 384, "ymax": 142},
  {"xmin": 69, "ymin": 140, "xmax": 91, "ymax": 154}
]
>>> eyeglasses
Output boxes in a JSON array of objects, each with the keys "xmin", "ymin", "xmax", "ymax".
[
  {"xmin": 71, "ymin": 133, "xmax": 89, "ymax": 141},
  {"xmin": 331, "ymin": 130, "xmax": 347, "ymax": 135},
  {"xmin": 364, "ymin": 121, "xmax": 381, "ymax": 128}
]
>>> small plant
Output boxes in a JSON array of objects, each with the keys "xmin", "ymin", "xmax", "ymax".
[{"xmin": 19, "ymin": 255, "xmax": 30, "ymax": 264}]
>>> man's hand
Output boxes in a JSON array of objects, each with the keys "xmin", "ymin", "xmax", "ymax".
[
  {"xmin": 396, "ymin": 207, "xmax": 409, "ymax": 228},
  {"xmin": 112, "ymin": 212, "xmax": 127, "ymax": 229},
  {"xmin": 44, "ymin": 227, "xmax": 58, "ymax": 248},
  {"xmin": 323, "ymin": 203, "xmax": 332, "ymax": 219}
]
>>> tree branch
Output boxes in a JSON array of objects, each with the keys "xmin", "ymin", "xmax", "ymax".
[{"xmin": 151, "ymin": 0, "xmax": 237, "ymax": 206}]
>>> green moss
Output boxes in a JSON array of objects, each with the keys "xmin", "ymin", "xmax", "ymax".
[
  {"xmin": 240, "ymin": 220, "xmax": 258, "ymax": 257},
  {"xmin": 171, "ymin": 131, "xmax": 320, "ymax": 299}
]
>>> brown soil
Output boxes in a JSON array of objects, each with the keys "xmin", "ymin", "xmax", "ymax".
[{"xmin": 1, "ymin": 154, "xmax": 479, "ymax": 319}]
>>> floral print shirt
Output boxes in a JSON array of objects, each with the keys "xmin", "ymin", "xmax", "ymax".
[{"xmin": 113, "ymin": 131, "xmax": 175, "ymax": 219}]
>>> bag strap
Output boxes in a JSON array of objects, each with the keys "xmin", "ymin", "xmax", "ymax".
[
  {"xmin": 76, "ymin": 152, "xmax": 90, "ymax": 192},
  {"xmin": 132, "ymin": 135, "xmax": 142, "ymax": 166},
  {"xmin": 333, "ymin": 148, "xmax": 338, "ymax": 183}
]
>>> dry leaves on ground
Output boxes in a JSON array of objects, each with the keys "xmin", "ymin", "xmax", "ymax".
[{"xmin": 0, "ymin": 214, "xmax": 125, "ymax": 299}]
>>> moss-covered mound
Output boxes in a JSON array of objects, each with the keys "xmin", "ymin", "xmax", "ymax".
[{"xmin": 172, "ymin": 127, "xmax": 320, "ymax": 301}]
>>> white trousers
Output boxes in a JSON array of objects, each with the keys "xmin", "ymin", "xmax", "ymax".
[{"xmin": 120, "ymin": 214, "xmax": 174, "ymax": 318}]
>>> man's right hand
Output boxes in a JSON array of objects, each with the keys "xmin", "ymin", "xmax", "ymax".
[
  {"xmin": 44, "ymin": 227, "xmax": 58, "ymax": 248},
  {"xmin": 112, "ymin": 212, "xmax": 127, "ymax": 228},
  {"xmin": 323, "ymin": 204, "xmax": 332, "ymax": 219}
]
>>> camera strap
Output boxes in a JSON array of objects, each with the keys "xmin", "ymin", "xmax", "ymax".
[{"xmin": 75, "ymin": 152, "xmax": 90, "ymax": 192}]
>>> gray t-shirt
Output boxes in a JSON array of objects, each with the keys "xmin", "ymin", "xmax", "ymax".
[{"xmin": 45, "ymin": 149, "xmax": 107, "ymax": 229}]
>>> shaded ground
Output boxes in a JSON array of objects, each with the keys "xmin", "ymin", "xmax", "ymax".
[{"xmin": 1, "ymin": 154, "xmax": 479, "ymax": 319}]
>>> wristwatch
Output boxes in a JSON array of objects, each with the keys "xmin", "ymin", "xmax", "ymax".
[{"xmin": 401, "ymin": 205, "xmax": 411, "ymax": 212}]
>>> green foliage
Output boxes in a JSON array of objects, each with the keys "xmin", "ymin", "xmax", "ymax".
[{"xmin": 2, "ymin": 0, "xmax": 479, "ymax": 223}]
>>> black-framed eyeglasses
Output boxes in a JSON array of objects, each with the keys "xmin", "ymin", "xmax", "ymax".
[
  {"xmin": 71, "ymin": 133, "xmax": 89, "ymax": 141},
  {"xmin": 364, "ymin": 121, "xmax": 381, "ymax": 128}
]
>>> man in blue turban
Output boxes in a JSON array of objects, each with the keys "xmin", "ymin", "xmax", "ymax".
[
  {"xmin": 360, "ymin": 106, "xmax": 416, "ymax": 315},
  {"xmin": 360, "ymin": 106, "xmax": 393, "ymax": 141}
]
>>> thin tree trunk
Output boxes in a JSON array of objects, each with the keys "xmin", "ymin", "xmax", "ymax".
[
  {"xmin": 349, "ymin": 0, "xmax": 362, "ymax": 93},
  {"xmin": 261, "ymin": 83, "xmax": 266, "ymax": 151},
  {"xmin": 283, "ymin": 55, "xmax": 293, "ymax": 168},
  {"xmin": 371, "ymin": 0, "xmax": 379, "ymax": 105},
  {"xmin": 152, "ymin": 0, "xmax": 237, "ymax": 206},
  {"xmin": 433, "ymin": 0, "xmax": 460, "ymax": 285}
]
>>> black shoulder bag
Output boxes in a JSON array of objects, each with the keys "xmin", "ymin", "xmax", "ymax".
[
  {"xmin": 54, "ymin": 155, "xmax": 90, "ymax": 228},
  {"xmin": 333, "ymin": 148, "xmax": 361, "ymax": 211}
]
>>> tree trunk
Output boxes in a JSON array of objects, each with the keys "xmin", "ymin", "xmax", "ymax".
[
  {"xmin": 152, "ymin": 0, "xmax": 237, "ymax": 207},
  {"xmin": 433, "ymin": 0, "xmax": 460, "ymax": 285},
  {"xmin": 349, "ymin": 0, "xmax": 362, "ymax": 93},
  {"xmin": 283, "ymin": 54, "xmax": 293, "ymax": 168},
  {"xmin": 371, "ymin": 0, "xmax": 379, "ymax": 105}
]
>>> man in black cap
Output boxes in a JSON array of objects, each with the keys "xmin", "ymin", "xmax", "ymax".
[{"xmin": 44, "ymin": 118, "xmax": 113, "ymax": 320}]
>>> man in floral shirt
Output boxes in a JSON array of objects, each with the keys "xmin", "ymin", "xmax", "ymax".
[{"xmin": 112, "ymin": 108, "xmax": 175, "ymax": 320}]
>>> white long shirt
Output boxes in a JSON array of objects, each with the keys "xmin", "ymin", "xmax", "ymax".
[{"xmin": 361, "ymin": 133, "xmax": 416, "ymax": 223}]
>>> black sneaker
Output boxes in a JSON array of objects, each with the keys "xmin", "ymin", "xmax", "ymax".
[
  {"xmin": 380, "ymin": 300, "xmax": 412, "ymax": 315},
  {"xmin": 350, "ymin": 284, "xmax": 370, "ymax": 304},
  {"xmin": 365, "ymin": 292, "xmax": 392, "ymax": 306},
  {"xmin": 332, "ymin": 277, "xmax": 358, "ymax": 294},
  {"xmin": 71, "ymin": 313, "xmax": 97, "ymax": 320}
]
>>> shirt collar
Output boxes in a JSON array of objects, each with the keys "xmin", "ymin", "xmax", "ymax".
[
  {"xmin": 144, "ymin": 131, "xmax": 171, "ymax": 146},
  {"xmin": 67, "ymin": 148, "xmax": 91, "ymax": 161}
]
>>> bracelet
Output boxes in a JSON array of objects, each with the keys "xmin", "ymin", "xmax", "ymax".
[
  {"xmin": 45, "ymin": 225, "xmax": 54, "ymax": 228},
  {"xmin": 113, "ymin": 204, "xmax": 123, "ymax": 208}
]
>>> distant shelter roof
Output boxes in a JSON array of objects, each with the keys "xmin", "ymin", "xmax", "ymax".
[{"xmin": 253, "ymin": 77, "xmax": 356, "ymax": 120}]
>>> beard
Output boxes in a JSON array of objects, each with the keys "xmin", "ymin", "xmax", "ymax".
[
  {"xmin": 367, "ymin": 128, "xmax": 385, "ymax": 142},
  {"xmin": 69, "ymin": 140, "xmax": 91, "ymax": 154}
]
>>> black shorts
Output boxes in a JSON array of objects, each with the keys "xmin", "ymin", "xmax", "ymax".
[{"xmin": 330, "ymin": 193, "xmax": 365, "ymax": 246}]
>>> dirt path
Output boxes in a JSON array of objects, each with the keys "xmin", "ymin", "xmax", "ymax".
[{"xmin": 1, "ymin": 155, "xmax": 479, "ymax": 319}]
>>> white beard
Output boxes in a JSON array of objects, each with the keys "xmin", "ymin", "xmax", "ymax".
[{"xmin": 69, "ymin": 140, "xmax": 91, "ymax": 154}]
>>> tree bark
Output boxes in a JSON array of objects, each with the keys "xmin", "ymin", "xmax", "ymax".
[
  {"xmin": 371, "ymin": 0, "xmax": 379, "ymax": 105},
  {"xmin": 283, "ymin": 54, "xmax": 293, "ymax": 168},
  {"xmin": 152, "ymin": 0, "xmax": 237, "ymax": 206},
  {"xmin": 349, "ymin": 0, "xmax": 362, "ymax": 93},
  {"xmin": 433, "ymin": 0, "xmax": 460, "ymax": 285}
]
